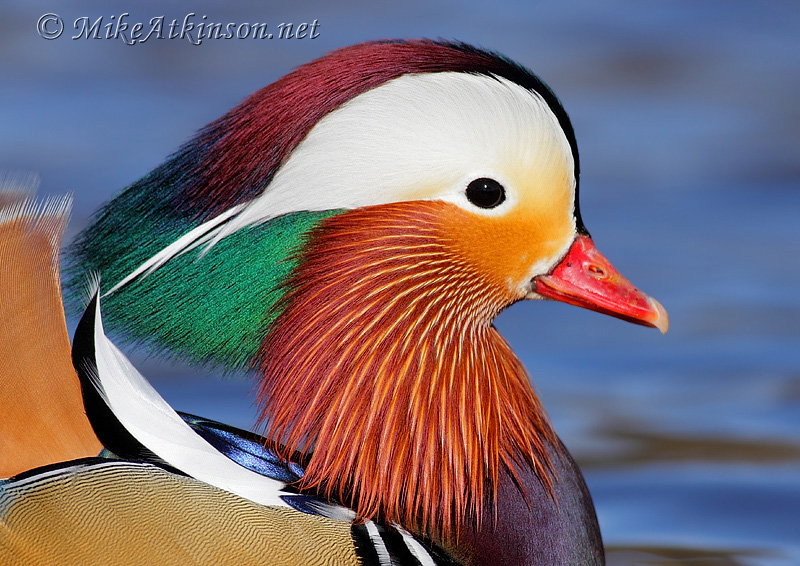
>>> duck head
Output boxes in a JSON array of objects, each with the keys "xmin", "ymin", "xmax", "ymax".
[{"xmin": 69, "ymin": 40, "xmax": 667, "ymax": 542}]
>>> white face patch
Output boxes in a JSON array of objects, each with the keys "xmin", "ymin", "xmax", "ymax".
[{"xmin": 213, "ymin": 71, "xmax": 576, "ymax": 240}]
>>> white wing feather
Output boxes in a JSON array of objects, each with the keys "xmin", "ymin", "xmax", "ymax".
[{"xmin": 89, "ymin": 293, "xmax": 290, "ymax": 508}]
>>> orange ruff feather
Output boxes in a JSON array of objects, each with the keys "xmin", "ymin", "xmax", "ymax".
[{"xmin": 256, "ymin": 201, "xmax": 556, "ymax": 540}]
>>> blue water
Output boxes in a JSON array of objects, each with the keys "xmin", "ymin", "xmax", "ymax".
[{"xmin": 2, "ymin": 1, "xmax": 798, "ymax": 564}]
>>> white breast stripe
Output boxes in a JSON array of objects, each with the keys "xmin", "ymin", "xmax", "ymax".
[
  {"xmin": 395, "ymin": 525, "xmax": 437, "ymax": 566},
  {"xmin": 365, "ymin": 520, "xmax": 393, "ymax": 566}
]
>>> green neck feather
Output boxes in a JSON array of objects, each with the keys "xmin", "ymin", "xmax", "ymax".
[{"xmin": 68, "ymin": 209, "xmax": 341, "ymax": 369}]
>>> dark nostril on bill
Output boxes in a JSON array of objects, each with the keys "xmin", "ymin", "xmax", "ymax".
[{"xmin": 588, "ymin": 264, "xmax": 606, "ymax": 277}]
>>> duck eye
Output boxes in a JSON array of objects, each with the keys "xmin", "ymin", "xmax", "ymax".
[{"xmin": 465, "ymin": 178, "xmax": 505, "ymax": 209}]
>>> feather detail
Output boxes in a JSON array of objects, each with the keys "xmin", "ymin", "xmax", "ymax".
[
  {"xmin": 71, "ymin": 210, "xmax": 339, "ymax": 369},
  {"xmin": 102, "ymin": 203, "xmax": 246, "ymax": 296},
  {"xmin": 71, "ymin": 291, "xmax": 292, "ymax": 508},
  {"xmin": 256, "ymin": 201, "xmax": 556, "ymax": 541},
  {"xmin": 0, "ymin": 191, "xmax": 102, "ymax": 477}
]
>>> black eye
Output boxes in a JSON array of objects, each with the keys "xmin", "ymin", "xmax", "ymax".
[{"xmin": 465, "ymin": 178, "xmax": 505, "ymax": 209}]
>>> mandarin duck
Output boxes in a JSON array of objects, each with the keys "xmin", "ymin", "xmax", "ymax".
[{"xmin": 0, "ymin": 40, "xmax": 668, "ymax": 565}]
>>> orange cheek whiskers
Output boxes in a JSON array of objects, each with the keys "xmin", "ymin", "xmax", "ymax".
[{"xmin": 255, "ymin": 201, "xmax": 557, "ymax": 542}]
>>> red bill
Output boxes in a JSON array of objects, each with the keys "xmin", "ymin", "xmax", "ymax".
[{"xmin": 534, "ymin": 235, "xmax": 669, "ymax": 334}]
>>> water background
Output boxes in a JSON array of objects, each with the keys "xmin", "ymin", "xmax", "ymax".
[{"xmin": 2, "ymin": 2, "xmax": 798, "ymax": 564}]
